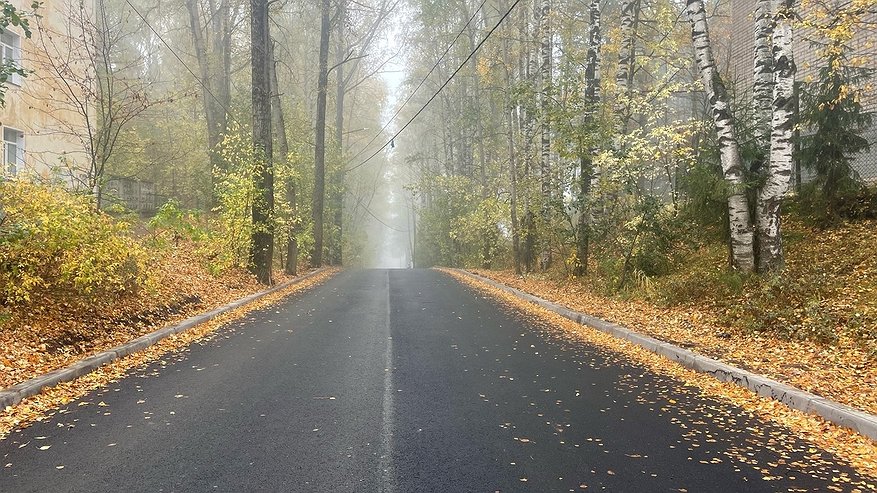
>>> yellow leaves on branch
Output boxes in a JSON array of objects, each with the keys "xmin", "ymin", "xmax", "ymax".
[{"xmin": 798, "ymin": 0, "xmax": 876, "ymax": 61}]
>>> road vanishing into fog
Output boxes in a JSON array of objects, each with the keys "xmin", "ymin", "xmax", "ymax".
[{"xmin": 0, "ymin": 269, "xmax": 870, "ymax": 492}]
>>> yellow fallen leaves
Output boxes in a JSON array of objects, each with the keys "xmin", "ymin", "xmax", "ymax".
[
  {"xmin": 0, "ymin": 241, "xmax": 307, "ymax": 390},
  {"xmin": 465, "ymin": 268, "xmax": 877, "ymax": 417},
  {"xmin": 0, "ymin": 268, "xmax": 338, "ymax": 440},
  {"xmin": 442, "ymin": 268, "xmax": 877, "ymax": 480}
]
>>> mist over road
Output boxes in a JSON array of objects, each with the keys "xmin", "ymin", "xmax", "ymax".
[{"xmin": 0, "ymin": 269, "xmax": 866, "ymax": 492}]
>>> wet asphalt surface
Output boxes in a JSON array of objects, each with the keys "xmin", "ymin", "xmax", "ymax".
[{"xmin": 0, "ymin": 269, "xmax": 871, "ymax": 492}]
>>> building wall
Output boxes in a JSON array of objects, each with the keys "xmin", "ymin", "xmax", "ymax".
[
  {"xmin": 0, "ymin": 0, "xmax": 90, "ymax": 188},
  {"xmin": 729, "ymin": 0, "xmax": 877, "ymax": 182},
  {"xmin": 104, "ymin": 176, "xmax": 158, "ymax": 214}
]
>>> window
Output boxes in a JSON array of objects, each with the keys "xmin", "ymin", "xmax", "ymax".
[
  {"xmin": 4, "ymin": 127, "xmax": 24, "ymax": 176},
  {"xmin": 0, "ymin": 30, "xmax": 22, "ymax": 86}
]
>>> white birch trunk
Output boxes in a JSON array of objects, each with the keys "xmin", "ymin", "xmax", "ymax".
[
  {"xmin": 753, "ymin": 0, "xmax": 774, "ymax": 154},
  {"xmin": 757, "ymin": 0, "xmax": 795, "ymax": 272},
  {"xmin": 574, "ymin": 0, "xmax": 601, "ymax": 277},
  {"xmin": 686, "ymin": 0, "xmax": 755, "ymax": 272},
  {"xmin": 585, "ymin": 0, "xmax": 601, "ymax": 108}
]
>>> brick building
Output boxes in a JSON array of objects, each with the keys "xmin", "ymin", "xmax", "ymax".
[{"xmin": 728, "ymin": 0, "xmax": 877, "ymax": 182}]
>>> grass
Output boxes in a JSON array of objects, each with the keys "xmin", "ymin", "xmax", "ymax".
[{"xmin": 651, "ymin": 217, "xmax": 877, "ymax": 353}]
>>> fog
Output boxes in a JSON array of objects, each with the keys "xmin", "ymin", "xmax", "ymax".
[{"xmin": 355, "ymin": 18, "xmax": 414, "ymax": 269}]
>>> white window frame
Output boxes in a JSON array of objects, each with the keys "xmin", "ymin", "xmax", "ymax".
[
  {"xmin": 3, "ymin": 127, "xmax": 25, "ymax": 176},
  {"xmin": 0, "ymin": 29, "xmax": 22, "ymax": 87}
]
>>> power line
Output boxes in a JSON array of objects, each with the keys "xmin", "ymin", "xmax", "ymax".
[
  {"xmin": 345, "ymin": 0, "xmax": 522, "ymax": 173},
  {"xmin": 363, "ymin": 204, "xmax": 408, "ymax": 233},
  {"xmin": 346, "ymin": 0, "xmax": 488, "ymax": 166}
]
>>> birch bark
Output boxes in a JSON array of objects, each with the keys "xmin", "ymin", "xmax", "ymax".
[
  {"xmin": 753, "ymin": 0, "xmax": 774, "ymax": 157},
  {"xmin": 616, "ymin": 0, "xmax": 639, "ymax": 136},
  {"xmin": 539, "ymin": 0, "xmax": 553, "ymax": 270},
  {"xmin": 757, "ymin": 0, "xmax": 795, "ymax": 272},
  {"xmin": 574, "ymin": 0, "xmax": 601, "ymax": 277},
  {"xmin": 686, "ymin": 0, "xmax": 755, "ymax": 272}
]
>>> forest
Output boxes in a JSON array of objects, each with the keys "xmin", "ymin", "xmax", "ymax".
[{"xmin": 0, "ymin": 0, "xmax": 876, "ymax": 415}]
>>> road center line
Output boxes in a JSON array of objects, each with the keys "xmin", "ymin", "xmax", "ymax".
[{"xmin": 379, "ymin": 270, "xmax": 396, "ymax": 493}]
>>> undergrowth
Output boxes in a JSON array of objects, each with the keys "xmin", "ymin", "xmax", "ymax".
[{"xmin": 590, "ymin": 214, "xmax": 877, "ymax": 352}]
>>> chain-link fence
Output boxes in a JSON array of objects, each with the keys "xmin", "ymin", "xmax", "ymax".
[
  {"xmin": 796, "ymin": 127, "xmax": 877, "ymax": 187},
  {"xmin": 851, "ymin": 129, "xmax": 877, "ymax": 184}
]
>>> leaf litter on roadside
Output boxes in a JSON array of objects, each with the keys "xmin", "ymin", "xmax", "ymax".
[
  {"xmin": 442, "ymin": 268, "xmax": 877, "ymax": 487},
  {"xmin": 0, "ymin": 269, "xmax": 338, "ymax": 440}
]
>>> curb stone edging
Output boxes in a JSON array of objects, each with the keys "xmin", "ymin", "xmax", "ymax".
[
  {"xmin": 0, "ymin": 268, "xmax": 330, "ymax": 410},
  {"xmin": 451, "ymin": 268, "xmax": 877, "ymax": 442}
]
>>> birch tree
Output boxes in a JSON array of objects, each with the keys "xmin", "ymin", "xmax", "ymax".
[
  {"xmin": 756, "ymin": 0, "xmax": 795, "ymax": 271},
  {"xmin": 573, "ymin": 0, "xmax": 601, "ymax": 277},
  {"xmin": 685, "ymin": 0, "xmax": 755, "ymax": 272},
  {"xmin": 752, "ymin": 0, "xmax": 774, "ymax": 161},
  {"xmin": 616, "ymin": 0, "xmax": 639, "ymax": 135},
  {"xmin": 539, "ymin": 0, "xmax": 552, "ymax": 269}
]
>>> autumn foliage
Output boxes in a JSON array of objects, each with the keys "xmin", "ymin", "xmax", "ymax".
[
  {"xmin": 0, "ymin": 181, "xmax": 148, "ymax": 307},
  {"xmin": 0, "ymin": 182, "xmax": 288, "ymax": 390}
]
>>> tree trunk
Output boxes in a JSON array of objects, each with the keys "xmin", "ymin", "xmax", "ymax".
[
  {"xmin": 331, "ymin": 0, "xmax": 347, "ymax": 267},
  {"xmin": 184, "ymin": 0, "xmax": 232, "ymax": 193},
  {"xmin": 686, "ymin": 0, "xmax": 755, "ymax": 272},
  {"xmin": 757, "ymin": 0, "xmax": 795, "ymax": 272},
  {"xmin": 286, "ymin": 182, "xmax": 299, "ymax": 275},
  {"xmin": 509, "ymin": 108, "xmax": 522, "ymax": 276},
  {"xmin": 311, "ymin": 0, "xmax": 331, "ymax": 268},
  {"xmin": 616, "ymin": 0, "xmax": 639, "ymax": 136},
  {"xmin": 575, "ymin": 157, "xmax": 593, "ymax": 277},
  {"xmin": 753, "ymin": 0, "xmax": 774, "ymax": 162},
  {"xmin": 269, "ymin": 38, "xmax": 297, "ymax": 277},
  {"xmin": 250, "ymin": 0, "xmax": 274, "ymax": 285},
  {"xmin": 574, "ymin": 0, "xmax": 601, "ymax": 278},
  {"xmin": 539, "ymin": 0, "xmax": 552, "ymax": 270},
  {"xmin": 503, "ymin": 23, "xmax": 522, "ymax": 276}
]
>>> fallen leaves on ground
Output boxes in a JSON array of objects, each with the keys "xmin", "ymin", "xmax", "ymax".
[
  {"xmin": 0, "ymin": 267, "xmax": 338, "ymax": 439},
  {"xmin": 0, "ymin": 242, "xmax": 308, "ymax": 390},
  {"xmin": 466, "ymin": 268, "xmax": 877, "ymax": 418},
  {"xmin": 442, "ymin": 268, "xmax": 877, "ymax": 482}
]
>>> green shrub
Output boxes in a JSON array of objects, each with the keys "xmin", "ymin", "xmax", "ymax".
[
  {"xmin": 148, "ymin": 199, "xmax": 205, "ymax": 245},
  {"xmin": 0, "ymin": 181, "xmax": 149, "ymax": 306}
]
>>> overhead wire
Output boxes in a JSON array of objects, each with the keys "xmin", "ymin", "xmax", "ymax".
[
  {"xmin": 345, "ymin": 0, "xmax": 488, "ymax": 165},
  {"xmin": 349, "ymin": 0, "xmax": 523, "ymax": 232},
  {"xmin": 345, "ymin": 0, "xmax": 523, "ymax": 173},
  {"xmin": 364, "ymin": 205, "xmax": 408, "ymax": 233},
  {"xmin": 126, "ymin": 0, "xmax": 520, "ymax": 236}
]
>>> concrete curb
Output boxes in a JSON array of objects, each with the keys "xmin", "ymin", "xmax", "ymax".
[
  {"xmin": 0, "ymin": 268, "xmax": 329, "ymax": 410},
  {"xmin": 451, "ymin": 268, "xmax": 877, "ymax": 442}
]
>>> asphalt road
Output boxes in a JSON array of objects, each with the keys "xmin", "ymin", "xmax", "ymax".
[{"xmin": 0, "ymin": 269, "xmax": 871, "ymax": 492}]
